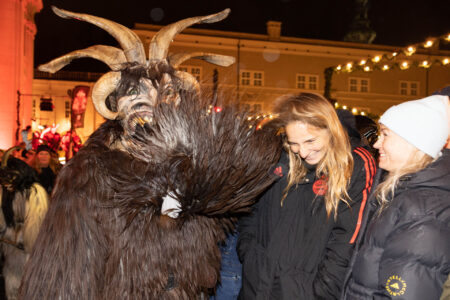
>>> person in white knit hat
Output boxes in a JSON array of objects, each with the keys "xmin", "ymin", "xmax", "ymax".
[{"xmin": 343, "ymin": 95, "xmax": 450, "ymax": 300}]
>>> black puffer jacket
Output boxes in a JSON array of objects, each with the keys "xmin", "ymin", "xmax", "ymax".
[
  {"xmin": 238, "ymin": 147, "xmax": 376, "ymax": 299},
  {"xmin": 343, "ymin": 149, "xmax": 450, "ymax": 300}
]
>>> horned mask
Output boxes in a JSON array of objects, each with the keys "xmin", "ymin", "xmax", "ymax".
[{"xmin": 39, "ymin": 6, "xmax": 235, "ymax": 138}]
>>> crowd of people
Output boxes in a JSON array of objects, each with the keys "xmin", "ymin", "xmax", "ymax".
[
  {"xmin": 0, "ymin": 88, "xmax": 449, "ymax": 299},
  {"xmin": 213, "ymin": 89, "xmax": 449, "ymax": 300}
]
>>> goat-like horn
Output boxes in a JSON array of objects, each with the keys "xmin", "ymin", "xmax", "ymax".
[
  {"xmin": 174, "ymin": 71, "xmax": 200, "ymax": 94},
  {"xmin": 38, "ymin": 45, "xmax": 127, "ymax": 73},
  {"xmin": 1, "ymin": 147, "xmax": 20, "ymax": 169},
  {"xmin": 51, "ymin": 6, "xmax": 146, "ymax": 64},
  {"xmin": 169, "ymin": 52, "xmax": 236, "ymax": 68},
  {"xmin": 149, "ymin": 9, "xmax": 230, "ymax": 61},
  {"xmin": 91, "ymin": 72, "xmax": 121, "ymax": 120}
]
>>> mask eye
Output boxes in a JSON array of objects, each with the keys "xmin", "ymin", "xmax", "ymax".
[{"xmin": 127, "ymin": 86, "xmax": 138, "ymax": 96}]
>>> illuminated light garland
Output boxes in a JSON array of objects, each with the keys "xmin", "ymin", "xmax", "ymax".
[{"xmin": 328, "ymin": 33, "xmax": 450, "ymax": 75}]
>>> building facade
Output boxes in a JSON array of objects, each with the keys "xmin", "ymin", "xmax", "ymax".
[
  {"xmin": 0, "ymin": 0, "xmax": 42, "ymax": 149},
  {"xmin": 31, "ymin": 21, "xmax": 450, "ymax": 143}
]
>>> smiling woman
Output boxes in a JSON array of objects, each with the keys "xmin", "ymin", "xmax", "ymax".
[
  {"xmin": 343, "ymin": 95, "xmax": 450, "ymax": 300},
  {"xmin": 238, "ymin": 92, "xmax": 376, "ymax": 299}
]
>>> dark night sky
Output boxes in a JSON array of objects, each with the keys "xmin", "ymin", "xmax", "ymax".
[{"xmin": 34, "ymin": 0, "xmax": 450, "ymax": 72}]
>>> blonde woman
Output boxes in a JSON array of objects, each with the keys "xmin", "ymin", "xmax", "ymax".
[
  {"xmin": 343, "ymin": 95, "xmax": 450, "ymax": 300},
  {"xmin": 238, "ymin": 93, "xmax": 376, "ymax": 299}
]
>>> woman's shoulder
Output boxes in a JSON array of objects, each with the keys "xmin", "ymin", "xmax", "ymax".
[
  {"xmin": 351, "ymin": 147, "xmax": 377, "ymax": 172},
  {"xmin": 393, "ymin": 186, "xmax": 450, "ymax": 218}
]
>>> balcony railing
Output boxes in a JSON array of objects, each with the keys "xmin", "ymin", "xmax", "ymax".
[{"xmin": 34, "ymin": 70, "xmax": 103, "ymax": 82}]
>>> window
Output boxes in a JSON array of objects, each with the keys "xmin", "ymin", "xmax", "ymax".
[
  {"xmin": 65, "ymin": 101, "xmax": 71, "ymax": 118},
  {"xmin": 178, "ymin": 65, "xmax": 202, "ymax": 82},
  {"xmin": 296, "ymin": 74, "xmax": 319, "ymax": 90},
  {"xmin": 399, "ymin": 81, "xmax": 419, "ymax": 96},
  {"xmin": 240, "ymin": 70, "xmax": 264, "ymax": 87},
  {"xmin": 348, "ymin": 77, "xmax": 370, "ymax": 93}
]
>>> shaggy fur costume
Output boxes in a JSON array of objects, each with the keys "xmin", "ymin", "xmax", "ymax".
[
  {"xmin": 19, "ymin": 90, "xmax": 281, "ymax": 299},
  {"xmin": 0, "ymin": 157, "xmax": 49, "ymax": 300}
]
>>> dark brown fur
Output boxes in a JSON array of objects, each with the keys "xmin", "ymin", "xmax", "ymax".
[{"xmin": 19, "ymin": 91, "xmax": 281, "ymax": 299}]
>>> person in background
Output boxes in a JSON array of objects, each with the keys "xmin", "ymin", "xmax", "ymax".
[
  {"xmin": 212, "ymin": 230, "xmax": 242, "ymax": 300},
  {"xmin": 238, "ymin": 93, "xmax": 375, "ymax": 299},
  {"xmin": 20, "ymin": 149, "xmax": 36, "ymax": 166},
  {"xmin": 33, "ymin": 145, "xmax": 59, "ymax": 195},
  {"xmin": 21, "ymin": 125, "xmax": 32, "ymax": 150},
  {"xmin": 343, "ymin": 95, "xmax": 449, "ymax": 300}
]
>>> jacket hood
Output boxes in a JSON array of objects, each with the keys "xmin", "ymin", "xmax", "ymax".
[{"xmin": 397, "ymin": 149, "xmax": 450, "ymax": 193}]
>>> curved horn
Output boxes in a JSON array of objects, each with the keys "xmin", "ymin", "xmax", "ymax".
[
  {"xmin": 1, "ymin": 147, "xmax": 20, "ymax": 169},
  {"xmin": 51, "ymin": 6, "xmax": 146, "ymax": 64},
  {"xmin": 169, "ymin": 52, "xmax": 236, "ymax": 68},
  {"xmin": 149, "ymin": 9, "xmax": 231, "ymax": 61},
  {"xmin": 38, "ymin": 45, "xmax": 127, "ymax": 73},
  {"xmin": 91, "ymin": 72, "xmax": 121, "ymax": 120},
  {"xmin": 174, "ymin": 71, "xmax": 200, "ymax": 94}
]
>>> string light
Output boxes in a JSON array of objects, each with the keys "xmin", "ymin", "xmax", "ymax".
[
  {"xmin": 421, "ymin": 60, "xmax": 430, "ymax": 68},
  {"xmin": 334, "ymin": 102, "xmax": 368, "ymax": 117},
  {"xmin": 405, "ymin": 46, "xmax": 416, "ymax": 56},
  {"xmin": 329, "ymin": 33, "xmax": 450, "ymax": 78},
  {"xmin": 400, "ymin": 61, "xmax": 410, "ymax": 70},
  {"xmin": 424, "ymin": 40, "xmax": 434, "ymax": 48}
]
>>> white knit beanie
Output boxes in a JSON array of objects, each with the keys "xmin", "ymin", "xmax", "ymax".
[{"xmin": 379, "ymin": 95, "xmax": 449, "ymax": 158}]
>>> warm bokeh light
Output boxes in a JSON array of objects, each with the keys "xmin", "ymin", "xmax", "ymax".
[
  {"xmin": 424, "ymin": 40, "xmax": 433, "ymax": 48},
  {"xmin": 382, "ymin": 64, "xmax": 389, "ymax": 70},
  {"xmin": 443, "ymin": 58, "xmax": 449, "ymax": 65},
  {"xmin": 405, "ymin": 46, "xmax": 416, "ymax": 56},
  {"xmin": 400, "ymin": 61, "xmax": 410, "ymax": 69},
  {"xmin": 359, "ymin": 59, "xmax": 366, "ymax": 65},
  {"xmin": 364, "ymin": 66, "xmax": 371, "ymax": 72},
  {"xmin": 352, "ymin": 108, "xmax": 358, "ymax": 114},
  {"xmin": 372, "ymin": 55, "xmax": 381, "ymax": 62}
]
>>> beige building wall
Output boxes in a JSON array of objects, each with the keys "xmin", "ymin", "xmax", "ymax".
[
  {"xmin": 32, "ymin": 22, "xmax": 450, "ymax": 140},
  {"xmin": 32, "ymin": 79, "xmax": 104, "ymax": 143}
]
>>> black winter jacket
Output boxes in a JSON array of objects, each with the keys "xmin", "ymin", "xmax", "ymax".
[
  {"xmin": 343, "ymin": 149, "xmax": 450, "ymax": 300},
  {"xmin": 237, "ymin": 147, "xmax": 376, "ymax": 299}
]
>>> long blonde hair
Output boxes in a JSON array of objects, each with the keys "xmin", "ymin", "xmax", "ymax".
[
  {"xmin": 273, "ymin": 93, "xmax": 353, "ymax": 218},
  {"xmin": 375, "ymin": 149, "xmax": 434, "ymax": 213}
]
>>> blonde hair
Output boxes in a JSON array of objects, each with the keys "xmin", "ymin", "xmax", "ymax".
[
  {"xmin": 273, "ymin": 93, "xmax": 353, "ymax": 218},
  {"xmin": 375, "ymin": 149, "xmax": 434, "ymax": 213}
]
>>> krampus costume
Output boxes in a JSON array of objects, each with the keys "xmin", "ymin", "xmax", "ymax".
[
  {"xmin": 0, "ymin": 148, "xmax": 49, "ymax": 300},
  {"xmin": 19, "ymin": 7, "xmax": 281, "ymax": 299}
]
